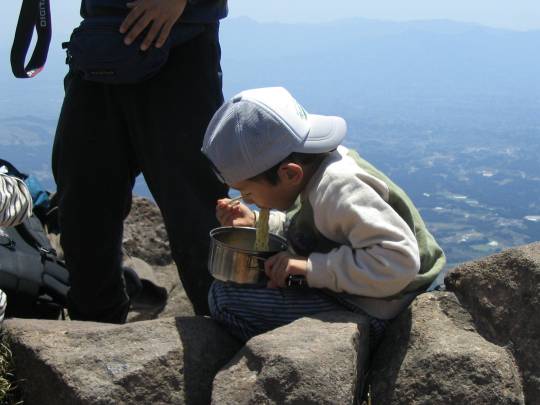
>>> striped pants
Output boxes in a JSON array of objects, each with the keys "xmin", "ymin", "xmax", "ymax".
[{"xmin": 208, "ymin": 280, "xmax": 389, "ymax": 347}]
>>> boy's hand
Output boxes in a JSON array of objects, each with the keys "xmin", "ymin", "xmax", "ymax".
[
  {"xmin": 120, "ymin": 0, "xmax": 188, "ymax": 50},
  {"xmin": 216, "ymin": 198, "xmax": 255, "ymax": 227},
  {"xmin": 264, "ymin": 252, "xmax": 308, "ymax": 288}
]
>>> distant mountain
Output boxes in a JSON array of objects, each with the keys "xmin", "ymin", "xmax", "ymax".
[
  {"xmin": 219, "ymin": 17, "xmax": 540, "ymax": 137},
  {"xmin": 2, "ymin": 17, "xmax": 539, "ymax": 127}
]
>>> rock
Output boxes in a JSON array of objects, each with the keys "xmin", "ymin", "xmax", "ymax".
[
  {"xmin": 123, "ymin": 197, "xmax": 172, "ymax": 265},
  {"xmin": 369, "ymin": 292, "xmax": 524, "ymax": 404},
  {"xmin": 149, "ymin": 264, "xmax": 195, "ymax": 319},
  {"xmin": 19, "ymin": 193, "xmax": 539, "ymax": 404},
  {"xmin": 122, "ymin": 257, "xmax": 194, "ymax": 322},
  {"xmin": 445, "ymin": 242, "xmax": 540, "ymax": 404},
  {"xmin": 212, "ymin": 311, "xmax": 370, "ymax": 405},
  {"xmin": 4, "ymin": 317, "xmax": 242, "ymax": 405},
  {"xmin": 124, "ymin": 257, "xmax": 170, "ymax": 322},
  {"xmin": 123, "ymin": 258, "xmax": 197, "ymax": 322}
]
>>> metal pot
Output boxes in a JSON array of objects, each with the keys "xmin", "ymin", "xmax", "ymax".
[{"xmin": 208, "ymin": 226, "xmax": 288, "ymax": 284}]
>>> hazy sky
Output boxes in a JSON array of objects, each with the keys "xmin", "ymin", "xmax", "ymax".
[
  {"xmin": 1, "ymin": 0, "xmax": 539, "ymax": 43},
  {"xmin": 2, "ymin": 0, "xmax": 537, "ymax": 88},
  {"xmin": 0, "ymin": 0, "xmax": 538, "ymax": 84}
]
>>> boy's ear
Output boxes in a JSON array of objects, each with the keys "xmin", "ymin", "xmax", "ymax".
[{"xmin": 278, "ymin": 163, "xmax": 303, "ymax": 184}]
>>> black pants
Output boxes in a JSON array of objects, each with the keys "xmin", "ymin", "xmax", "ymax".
[{"xmin": 52, "ymin": 24, "xmax": 228, "ymax": 322}]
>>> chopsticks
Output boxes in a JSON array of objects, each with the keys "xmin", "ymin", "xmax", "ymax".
[{"xmin": 228, "ymin": 195, "xmax": 243, "ymax": 206}]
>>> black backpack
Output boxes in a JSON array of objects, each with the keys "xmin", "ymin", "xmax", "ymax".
[
  {"xmin": 0, "ymin": 160, "xmax": 69, "ymax": 319},
  {"xmin": 0, "ymin": 159, "xmax": 151, "ymax": 319}
]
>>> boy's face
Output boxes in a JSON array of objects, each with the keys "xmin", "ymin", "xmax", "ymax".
[{"xmin": 230, "ymin": 168, "xmax": 302, "ymax": 211}]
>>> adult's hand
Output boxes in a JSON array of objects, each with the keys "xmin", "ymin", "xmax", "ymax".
[{"xmin": 119, "ymin": 0, "xmax": 188, "ymax": 50}]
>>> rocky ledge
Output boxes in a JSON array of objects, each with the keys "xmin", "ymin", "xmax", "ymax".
[{"xmin": 2, "ymin": 197, "xmax": 539, "ymax": 404}]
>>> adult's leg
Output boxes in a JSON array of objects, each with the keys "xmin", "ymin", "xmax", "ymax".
[
  {"xmin": 52, "ymin": 72, "xmax": 137, "ymax": 323},
  {"xmin": 124, "ymin": 24, "xmax": 227, "ymax": 315}
]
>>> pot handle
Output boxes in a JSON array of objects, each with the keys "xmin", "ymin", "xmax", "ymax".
[{"xmin": 250, "ymin": 256, "xmax": 269, "ymax": 270}]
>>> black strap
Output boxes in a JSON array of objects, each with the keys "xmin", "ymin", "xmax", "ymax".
[
  {"xmin": 0, "ymin": 159, "xmax": 27, "ymax": 179},
  {"xmin": 13, "ymin": 218, "xmax": 70, "ymax": 304},
  {"xmin": 15, "ymin": 218, "xmax": 52, "ymax": 254},
  {"xmin": 10, "ymin": 0, "xmax": 52, "ymax": 79}
]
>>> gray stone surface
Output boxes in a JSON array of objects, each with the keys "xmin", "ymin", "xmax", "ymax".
[
  {"xmin": 445, "ymin": 242, "xmax": 540, "ymax": 405},
  {"xmin": 152, "ymin": 264, "xmax": 196, "ymax": 318},
  {"xmin": 123, "ymin": 197, "xmax": 172, "ymax": 265},
  {"xmin": 369, "ymin": 292, "xmax": 524, "ymax": 404},
  {"xmin": 12, "ymin": 195, "xmax": 540, "ymax": 404},
  {"xmin": 212, "ymin": 311, "xmax": 370, "ymax": 405},
  {"xmin": 4, "ymin": 317, "xmax": 242, "ymax": 405},
  {"xmin": 122, "ymin": 198, "xmax": 196, "ymax": 320},
  {"xmin": 126, "ymin": 263, "xmax": 195, "ymax": 322}
]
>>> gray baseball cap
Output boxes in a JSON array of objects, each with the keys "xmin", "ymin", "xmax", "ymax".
[{"xmin": 202, "ymin": 87, "xmax": 347, "ymax": 184}]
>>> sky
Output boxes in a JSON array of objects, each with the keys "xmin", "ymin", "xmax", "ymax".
[
  {"xmin": 1, "ymin": 0, "xmax": 540, "ymax": 44},
  {"xmin": 3, "ymin": 0, "xmax": 533, "ymax": 107},
  {"xmin": 0, "ymin": 0, "xmax": 538, "ymax": 83}
]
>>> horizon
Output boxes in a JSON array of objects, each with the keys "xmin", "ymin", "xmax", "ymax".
[
  {"xmin": 228, "ymin": 0, "xmax": 540, "ymax": 32},
  {"xmin": 1, "ymin": 14, "xmax": 538, "ymax": 76},
  {"xmin": 225, "ymin": 15, "xmax": 540, "ymax": 31},
  {"xmin": 1, "ymin": 12, "xmax": 539, "ymax": 61},
  {"xmin": 1, "ymin": 1, "xmax": 540, "ymax": 42}
]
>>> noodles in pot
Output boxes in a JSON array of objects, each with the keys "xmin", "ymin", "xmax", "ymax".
[{"xmin": 254, "ymin": 208, "xmax": 270, "ymax": 251}]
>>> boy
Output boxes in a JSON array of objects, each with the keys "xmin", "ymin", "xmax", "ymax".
[{"xmin": 202, "ymin": 87, "xmax": 445, "ymax": 344}]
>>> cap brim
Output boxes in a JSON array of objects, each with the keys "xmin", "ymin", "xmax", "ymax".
[{"xmin": 299, "ymin": 114, "xmax": 347, "ymax": 153}]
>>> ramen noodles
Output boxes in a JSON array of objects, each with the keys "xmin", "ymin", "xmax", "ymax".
[{"xmin": 254, "ymin": 208, "xmax": 270, "ymax": 251}]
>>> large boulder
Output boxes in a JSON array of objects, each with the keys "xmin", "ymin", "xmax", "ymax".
[
  {"xmin": 445, "ymin": 242, "xmax": 540, "ymax": 404},
  {"xmin": 4, "ymin": 317, "xmax": 242, "ymax": 405},
  {"xmin": 369, "ymin": 292, "xmax": 524, "ymax": 404},
  {"xmin": 10, "ymin": 192, "xmax": 538, "ymax": 404},
  {"xmin": 212, "ymin": 311, "xmax": 370, "ymax": 405},
  {"xmin": 123, "ymin": 197, "xmax": 172, "ymax": 265}
]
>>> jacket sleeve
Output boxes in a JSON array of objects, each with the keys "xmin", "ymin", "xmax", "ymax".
[
  {"xmin": 305, "ymin": 170, "xmax": 421, "ymax": 298},
  {"xmin": 0, "ymin": 174, "xmax": 33, "ymax": 227}
]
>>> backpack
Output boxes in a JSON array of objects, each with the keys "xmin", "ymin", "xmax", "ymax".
[
  {"xmin": 0, "ymin": 159, "xmax": 69, "ymax": 319},
  {"xmin": 0, "ymin": 159, "xmax": 160, "ymax": 320}
]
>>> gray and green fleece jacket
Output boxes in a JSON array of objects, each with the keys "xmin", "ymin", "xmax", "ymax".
[{"xmin": 261, "ymin": 145, "xmax": 446, "ymax": 319}]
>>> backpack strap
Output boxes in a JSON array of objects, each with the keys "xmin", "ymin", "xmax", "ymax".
[
  {"xmin": 16, "ymin": 215, "xmax": 51, "ymax": 250},
  {"xmin": 10, "ymin": 0, "xmax": 52, "ymax": 79},
  {"xmin": 0, "ymin": 216, "xmax": 69, "ymax": 307},
  {"xmin": 15, "ymin": 217, "xmax": 69, "ymax": 304}
]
